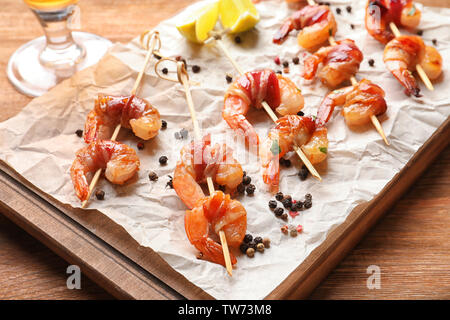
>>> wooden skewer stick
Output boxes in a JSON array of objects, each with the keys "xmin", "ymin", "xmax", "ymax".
[
  {"xmin": 388, "ymin": 22, "xmax": 434, "ymax": 91},
  {"xmin": 177, "ymin": 62, "xmax": 233, "ymax": 277},
  {"xmin": 210, "ymin": 35, "xmax": 322, "ymax": 182},
  {"xmin": 81, "ymin": 31, "xmax": 161, "ymax": 209}
]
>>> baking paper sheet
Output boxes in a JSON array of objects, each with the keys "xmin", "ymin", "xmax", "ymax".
[{"xmin": 1, "ymin": 0, "xmax": 449, "ymax": 299}]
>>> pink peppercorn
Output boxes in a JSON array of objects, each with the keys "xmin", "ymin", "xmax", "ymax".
[
  {"xmin": 297, "ymin": 225, "xmax": 303, "ymax": 233},
  {"xmin": 274, "ymin": 56, "xmax": 281, "ymax": 65}
]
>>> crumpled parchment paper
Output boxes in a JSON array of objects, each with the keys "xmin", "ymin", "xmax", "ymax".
[{"xmin": 1, "ymin": 0, "xmax": 449, "ymax": 299}]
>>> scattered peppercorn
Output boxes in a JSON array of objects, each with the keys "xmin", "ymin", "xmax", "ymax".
[
  {"xmin": 161, "ymin": 119, "xmax": 167, "ymax": 129},
  {"xmin": 256, "ymin": 243, "xmax": 265, "ymax": 253},
  {"xmin": 244, "ymin": 234, "xmax": 253, "ymax": 243},
  {"xmin": 281, "ymin": 213, "xmax": 288, "ymax": 221},
  {"xmin": 304, "ymin": 199, "xmax": 312, "ymax": 209},
  {"xmin": 192, "ymin": 65, "xmax": 201, "ymax": 73},
  {"xmin": 269, "ymin": 200, "xmax": 277, "ymax": 209},
  {"xmin": 276, "ymin": 70, "xmax": 282, "ymax": 75},
  {"xmin": 137, "ymin": 142, "xmax": 144, "ymax": 150},
  {"xmin": 246, "ymin": 247, "xmax": 255, "ymax": 257},
  {"xmin": 290, "ymin": 228, "xmax": 298, "ymax": 237},
  {"xmin": 242, "ymin": 175, "xmax": 251, "ymax": 185},
  {"xmin": 174, "ymin": 132, "xmax": 181, "ymax": 139},
  {"xmin": 281, "ymin": 158, "xmax": 291, "ymax": 167},
  {"xmin": 234, "ymin": 36, "xmax": 241, "ymax": 44},
  {"xmin": 432, "ymin": 39, "xmax": 437, "ymax": 45},
  {"xmin": 240, "ymin": 243, "xmax": 249, "ymax": 254},
  {"xmin": 243, "ymin": 171, "xmax": 247, "ymax": 177},
  {"xmin": 282, "ymin": 61, "xmax": 289, "ymax": 68},
  {"xmin": 283, "ymin": 195, "xmax": 292, "ymax": 202},
  {"xmin": 282, "ymin": 198, "xmax": 292, "ymax": 209},
  {"xmin": 298, "ymin": 165, "xmax": 308, "ymax": 180},
  {"xmin": 95, "ymin": 189, "xmax": 105, "ymax": 200},
  {"xmin": 159, "ymin": 155, "xmax": 168, "ymax": 165},
  {"xmin": 281, "ymin": 225, "xmax": 289, "ymax": 234},
  {"xmin": 297, "ymin": 225, "xmax": 303, "ymax": 233},
  {"xmin": 292, "ymin": 57, "xmax": 299, "ymax": 65},
  {"xmin": 305, "ymin": 193, "xmax": 312, "ymax": 200},
  {"xmin": 75, "ymin": 129, "xmax": 83, "ymax": 137},
  {"xmin": 297, "ymin": 111, "xmax": 304, "ymax": 116},
  {"xmin": 346, "ymin": 6, "xmax": 352, "ymax": 13},
  {"xmin": 350, "ymin": 24, "xmax": 354, "ymax": 29},
  {"xmin": 247, "ymin": 241, "xmax": 257, "ymax": 250},
  {"xmin": 226, "ymin": 74, "xmax": 233, "ymax": 83},
  {"xmin": 368, "ymin": 58, "xmax": 375, "ymax": 67},
  {"xmin": 237, "ymin": 183, "xmax": 245, "ymax": 194},
  {"xmin": 162, "ymin": 67, "xmax": 168, "ymax": 74},
  {"xmin": 246, "ymin": 184, "xmax": 256, "ymax": 195},
  {"xmin": 274, "ymin": 56, "xmax": 281, "ymax": 65},
  {"xmin": 417, "ymin": 30, "xmax": 423, "ymax": 36},
  {"xmin": 166, "ymin": 175, "xmax": 173, "ymax": 189},
  {"xmin": 254, "ymin": 236, "xmax": 263, "ymax": 244},
  {"xmin": 263, "ymin": 237, "xmax": 271, "ymax": 248},
  {"xmin": 275, "ymin": 192, "xmax": 284, "ymax": 201},
  {"xmin": 336, "ymin": 8, "xmax": 341, "ymax": 14},
  {"xmin": 292, "ymin": 201, "xmax": 303, "ymax": 211},
  {"xmin": 274, "ymin": 207, "xmax": 284, "ymax": 217},
  {"xmin": 148, "ymin": 171, "xmax": 158, "ymax": 181}
]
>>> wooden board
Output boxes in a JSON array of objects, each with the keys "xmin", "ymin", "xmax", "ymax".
[{"xmin": 0, "ymin": 0, "xmax": 449, "ymax": 299}]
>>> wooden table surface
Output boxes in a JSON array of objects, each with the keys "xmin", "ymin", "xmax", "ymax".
[{"xmin": 0, "ymin": 0, "xmax": 449, "ymax": 300}]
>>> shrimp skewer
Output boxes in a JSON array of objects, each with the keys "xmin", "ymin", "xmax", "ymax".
[
  {"xmin": 85, "ymin": 94, "xmax": 161, "ymax": 143},
  {"xmin": 273, "ymin": 4, "xmax": 337, "ymax": 49},
  {"xmin": 302, "ymin": 39, "xmax": 364, "ymax": 88},
  {"xmin": 185, "ymin": 191, "xmax": 246, "ymax": 267},
  {"xmin": 70, "ymin": 140, "xmax": 140, "ymax": 201},
  {"xmin": 80, "ymin": 31, "xmax": 161, "ymax": 208},
  {"xmin": 173, "ymin": 134, "xmax": 243, "ymax": 209},
  {"xmin": 365, "ymin": 0, "xmax": 421, "ymax": 44},
  {"xmin": 223, "ymin": 69, "xmax": 305, "ymax": 146}
]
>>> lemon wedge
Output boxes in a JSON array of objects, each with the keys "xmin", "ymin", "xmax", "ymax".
[
  {"xmin": 219, "ymin": 0, "xmax": 260, "ymax": 34},
  {"xmin": 176, "ymin": 1, "xmax": 220, "ymax": 44}
]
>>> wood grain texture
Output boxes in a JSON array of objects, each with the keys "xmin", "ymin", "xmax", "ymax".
[{"xmin": 0, "ymin": 0, "xmax": 448, "ymax": 299}]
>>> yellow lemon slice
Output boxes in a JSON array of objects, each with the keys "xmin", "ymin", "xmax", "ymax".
[
  {"xmin": 219, "ymin": 0, "xmax": 260, "ymax": 34},
  {"xmin": 176, "ymin": 1, "xmax": 220, "ymax": 43}
]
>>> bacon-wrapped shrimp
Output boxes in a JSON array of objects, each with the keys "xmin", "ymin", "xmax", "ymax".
[
  {"xmin": 302, "ymin": 39, "xmax": 364, "ymax": 88},
  {"xmin": 259, "ymin": 115, "xmax": 327, "ymax": 193},
  {"xmin": 273, "ymin": 4, "xmax": 337, "ymax": 49},
  {"xmin": 70, "ymin": 140, "xmax": 140, "ymax": 201},
  {"xmin": 365, "ymin": 0, "xmax": 421, "ymax": 44},
  {"xmin": 84, "ymin": 94, "xmax": 162, "ymax": 143},
  {"xmin": 223, "ymin": 69, "xmax": 304, "ymax": 146},
  {"xmin": 317, "ymin": 79, "xmax": 387, "ymax": 127},
  {"xmin": 173, "ymin": 135, "xmax": 244, "ymax": 209},
  {"xmin": 185, "ymin": 191, "xmax": 246, "ymax": 267}
]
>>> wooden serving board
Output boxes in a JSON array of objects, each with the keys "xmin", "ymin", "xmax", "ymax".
[{"xmin": 1, "ymin": 116, "xmax": 448, "ymax": 299}]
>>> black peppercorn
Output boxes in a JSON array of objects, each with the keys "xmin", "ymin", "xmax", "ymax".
[
  {"xmin": 416, "ymin": 30, "xmax": 423, "ymax": 36},
  {"xmin": 244, "ymin": 234, "xmax": 253, "ymax": 243},
  {"xmin": 268, "ymin": 200, "xmax": 277, "ymax": 209},
  {"xmin": 180, "ymin": 128, "xmax": 188, "ymax": 139},
  {"xmin": 276, "ymin": 70, "xmax": 282, "ymax": 75},
  {"xmin": 247, "ymin": 241, "xmax": 257, "ymax": 250},
  {"xmin": 283, "ymin": 195, "xmax": 292, "ymax": 202},
  {"xmin": 297, "ymin": 111, "xmax": 304, "ymax": 116},
  {"xmin": 75, "ymin": 129, "xmax": 83, "ymax": 137},
  {"xmin": 192, "ymin": 65, "xmax": 201, "ymax": 73},
  {"xmin": 282, "ymin": 198, "xmax": 292, "ymax": 209},
  {"xmin": 350, "ymin": 24, "xmax": 354, "ymax": 29},
  {"xmin": 281, "ymin": 213, "xmax": 288, "ymax": 221},
  {"xmin": 174, "ymin": 132, "xmax": 181, "ymax": 139},
  {"xmin": 282, "ymin": 61, "xmax": 289, "ymax": 68},
  {"xmin": 162, "ymin": 67, "xmax": 168, "ymax": 74},
  {"xmin": 246, "ymin": 184, "xmax": 256, "ymax": 195},
  {"xmin": 336, "ymin": 8, "xmax": 341, "ymax": 14},
  {"xmin": 432, "ymin": 39, "xmax": 437, "ymax": 45},
  {"xmin": 95, "ymin": 189, "xmax": 105, "ymax": 200},
  {"xmin": 368, "ymin": 58, "xmax": 375, "ymax": 67},
  {"xmin": 274, "ymin": 207, "xmax": 284, "ymax": 217},
  {"xmin": 159, "ymin": 156, "xmax": 168, "ymax": 165},
  {"xmin": 240, "ymin": 243, "xmax": 249, "ymax": 254},
  {"xmin": 166, "ymin": 175, "xmax": 173, "ymax": 189},
  {"xmin": 305, "ymin": 193, "xmax": 312, "ymax": 200},
  {"xmin": 237, "ymin": 183, "xmax": 245, "ymax": 194},
  {"xmin": 242, "ymin": 175, "xmax": 251, "ymax": 185},
  {"xmin": 254, "ymin": 236, "xmax": 263, "ymax": 244},
  {"xmin": 281, "ymin": 158, "xmax": 291, "ymax": 167},
  {"xmin": 292, "ymin": 57, "xmax": 299, "ymax": 65},
  {"xmin": 292, "ymin": 201, "xmax": 303, "ymax": 211},
  {"xmin": 234, "ymin": 36, "xmax": 241, "ymax": 44},
  {"xmin": 137, "ymin": 142, "xmax": 144, "ymax": 150},
  {"xmin": 161, "ymin": 119, "xmax": 167, "ymax": 129},
  {"xmin": 148, "ymin": 171, "xmax": 158, "ymax": 181},
  {"xmin": 275, "ymin": 192, "xmax": 284, "ymax": 201},
  {"xmin": 298, "ymin": 165, "xmax": 308, "ymax": 180},
  {"xmin": 226, "ymin": 74, "xmax": 233, "ymax": 83},
  {"xmin": 346, "ymin": 6, "xmax": 352, "ymax": 13},
  {"xmin": 304, "ymin": 200, "xmax": 312, "ymax": 209}
]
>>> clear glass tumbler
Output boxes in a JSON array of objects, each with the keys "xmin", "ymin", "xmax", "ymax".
[{"xmin": 7, "ymin": 0, "xmax": 112, "ymax": 97}]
